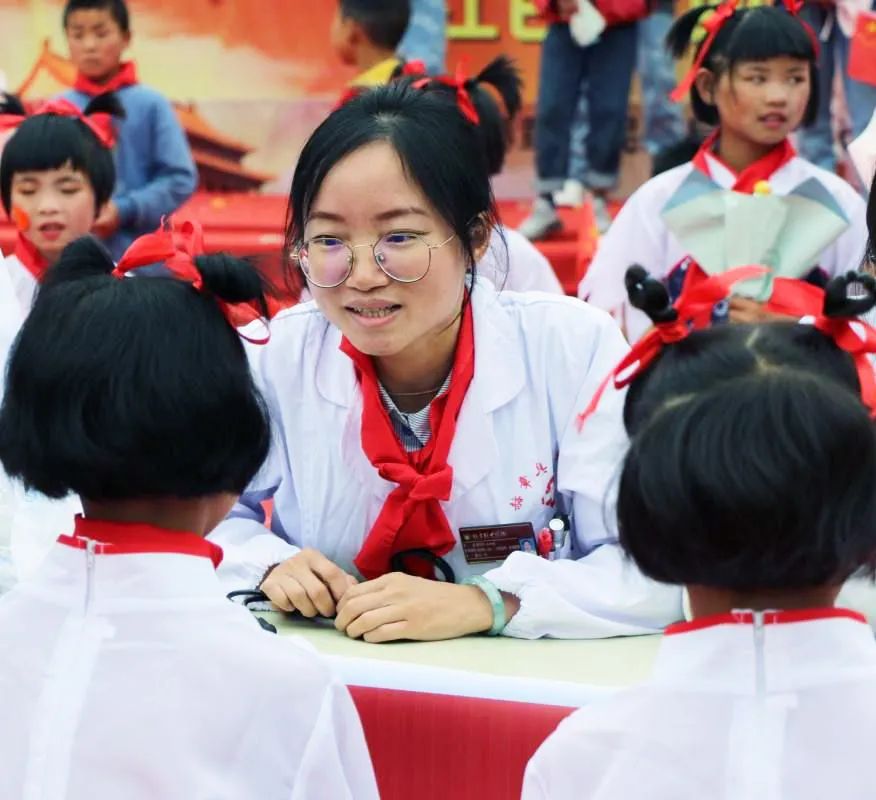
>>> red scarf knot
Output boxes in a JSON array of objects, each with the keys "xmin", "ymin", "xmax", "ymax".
[
  {"xmin": 111, "ymin": 218, "xmax": 270, "ymax": 344},
  {"xmin": 692, "ymin": 130, "xmax": 797, "ymax": 194},
  {"xmin": 73, "ymin": 61, "xmax": 138, "ymax": 96},
  {"xmin": 0, "ymin": 98, "xmax": 116, "ymax": 149},
  {"xmin": 670, "ymin": 0, "xmax": 739, "ymax": 103},
  {"xmin": 342, "ymin": 301, "xmax": 476, "ymax": 579},
  {"xmin": 413, "ymin": 62, "xmax": 480, "ymax": 125},
  {"xmin": 576, "ymin": 264, "xmax": 767, "ymax": 430}
]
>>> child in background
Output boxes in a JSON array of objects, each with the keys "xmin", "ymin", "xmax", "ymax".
[
  {"xmin": 331, "ymin": 0, "xmax": 411, "ymax": 87},
  {"xmin": 525, "ymin": 267, "xmax": 876, "ymax": 799},
  {"xmin": 61, "ymin": 0, "xmax": 197, "ymax": 260},
  {"xmin": 0, "ymin": 233, "xmax": 378, "ymax": 799},
  {"xmin": 580, "ymin": 3, "xmax": 868, "ymax": 341},
  {"xmin": 418, "ymin": 57, "xmax": 564, "ymax": 293},
  {"xmin": 0, "ymin": 91, "xmax": 121, "ymax": 380}
]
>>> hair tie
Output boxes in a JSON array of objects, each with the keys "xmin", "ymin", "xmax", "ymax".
[
  {"xmin": 0, "ymin": 98, "xmax": 116, "ymax": 148},
  {"xmin": 112, "ymin": 218, "xmax": 270, "ymax": 345},
  {"xmin": 412, "ymin": 62, "xmax": 480, "ymax": 125},
  {"xmin": 670, "ymin": 0, "xmax": 739, "ymax": 103},
  {"xmin": 576, "ymin": 264, "xmax": 767, "ymax": 430}
]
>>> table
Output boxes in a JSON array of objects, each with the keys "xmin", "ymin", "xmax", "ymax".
[{"xmin": 270, "ymin": 615, "xmax": 660, "ymax": 800}]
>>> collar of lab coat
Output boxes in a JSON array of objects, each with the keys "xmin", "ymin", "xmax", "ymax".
[
  {"xmin": 315, "ymin": 280, "xmax": 526, "ymax": 497},
  {"xmin": 650, "ymin": 609, "xmax": 876, "ymax": 694}
]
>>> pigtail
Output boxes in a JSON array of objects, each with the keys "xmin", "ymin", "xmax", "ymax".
[
  {"xmin": 41, "ymin": 236, "xmax": 115, "ymax": 290},
  {"xmin": 472, "ymin": 56, "xmax": 523, "ymax": 121},
  {"xmin": 665, "ymin": 5, "xmax": 717, "ymax": 59},
  {"xmin": 0, "ymin": 92, "xmax": 27, "ymax": 117},
  {"xmin": 194, "ymin": 253, "xmax": 269, "ymax": 318},
  {"xmin": 625, "ymin": 265, "xmax": 678, "ymax": 324},
  {"xmin": 83, "ymin": 91, "xmax": 126, "ymax": 121},
  {"xmin": 823, "ymin": 271, "xmax": 876, "ymax": 319}
]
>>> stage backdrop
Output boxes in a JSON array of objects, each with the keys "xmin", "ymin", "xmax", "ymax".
[{"xmin": 0, "ymin": 0, "xmax": 550, "ymax": 196}]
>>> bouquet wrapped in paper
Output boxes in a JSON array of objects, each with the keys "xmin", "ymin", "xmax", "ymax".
[{"xmin": 661, "ymin": 171, "xmax": 851, "ymax": 301}]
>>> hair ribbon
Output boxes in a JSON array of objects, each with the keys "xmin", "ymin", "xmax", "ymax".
[
  {"xmin": 412, "ymin": 62, "xmax": 480, "ymax": 125},
  {"xmin": 576, "ymin": 265, "xmax": 767, "ymax": 430},
  {"xmin": 0, "ymin": 98, "xmax": 116, "ymax": 148},
  {"xmin": 112, "ymin": 218, "xmax": 270, "ymax": 345}
]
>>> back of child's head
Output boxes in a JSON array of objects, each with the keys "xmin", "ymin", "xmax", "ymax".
[
  {"xmin": 63, "ymin": 0, "xmax": 129, "ymax": 33},
  {"xmin": 287, "ymin": 80, "xmax": 496, "ymax": 276},
  {"xmin": 0, "ymin": 236, "xmax": 270, "ymax": 501},
  {"xmin": 411, "ymin": 57, "xmax": 523, "ymax": 177},
  {"xmin": 618, "ymin": 369, "xmax": 876, "ymax": 590},
  {"xmin": 339, "ymin": 0, "xmax": 410, "ymax": 51},
  {"xmin": 666, "ymin": 3, "xmax": 818, "ymax": 126},
  {"xmin": 622, "ymin": 268, "xmax": 874, "ymax": 434},
  {"xmin": 0, "ymin": 92, "xmax": 123, "ymax": 215}
]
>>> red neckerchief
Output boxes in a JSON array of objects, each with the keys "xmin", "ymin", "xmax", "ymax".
[
  {"xmin": 13, "ymin": 232, "xmax": 49, "ymax": 282},
  {"xmin": 73, "ymin": 61, "xmax": 138, "ymax": 96},
  {"xmin": 692, "ymin": 130, "xmax": 797, "ymax": 194},
  {"xmin": 58, "ymin": 514, "xmax": 223, "ymax": 568},
  {"xmin": 341, "ymin": 301, "xmax": 475, "ymax": 579},
  {"xmin": 666, "ymin": 607, "xmax": 867, "ymax": 635}
]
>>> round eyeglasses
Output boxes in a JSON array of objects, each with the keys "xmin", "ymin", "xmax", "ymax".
[{"xmin": 295, "ymin": 232, "xmax": 455, "ymax": 289}]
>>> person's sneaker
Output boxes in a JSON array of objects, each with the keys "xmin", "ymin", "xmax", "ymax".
[
  {"xmin": 553, "ymin": 179, "xmax": 586, "ymax": 207},
  {"xmin": 518, "ymin": 197, "xmax": 562, "ymax": 241},
  {"xmin": 590, "ymin": 193, "xmax": 613, "ymax": 234}
]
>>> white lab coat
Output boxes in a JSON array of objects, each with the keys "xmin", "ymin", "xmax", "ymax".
[
  {"xmin": 211, "ymin": 280, "xmax": 683, "ymax": 639},
  {"xmin": 480, "ymin": 226, "xmax": 564, "ymax": 294},
  {"xmin": 0, "ymin": 527, "xmax": 379, "ymax": 800},
  {"xmin": 0, "ymin": 252, "xmax": 34, "ymax": 388},
  {"xmin": 523, "ymin": 610, "xmax": 876, "ymax": 799},
  {"xmin": 579, "ymin": 154, "xmax": 869, "ymax": 341}
]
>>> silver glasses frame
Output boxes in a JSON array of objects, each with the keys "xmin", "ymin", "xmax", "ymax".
[{"xmin": 295, "ymin": 233, "xmax": 456, "ymax": 289}]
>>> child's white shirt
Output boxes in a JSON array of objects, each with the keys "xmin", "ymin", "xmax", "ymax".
[{"xmin": 579, "ymin": 155, "xmax": 868, "ymax": 341}]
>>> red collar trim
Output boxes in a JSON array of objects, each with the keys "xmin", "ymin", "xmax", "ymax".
[
  {"xmin": 73, "ymin": 61, "xmax": 139, "ymax": 96},
  {"xmin": 666, "ymin": 607, "xmax": 867, "ymax": 636},
  {"xmin": 58, "ymin": 515, "xmax": 223, "ymax": 569},
  {"xmin": 13, "ymin": 232, "xmax": 49, "ymax": 282},
  {"xmin": 692, "ymin": 130, "xmax": 796, "ymax": 194}
]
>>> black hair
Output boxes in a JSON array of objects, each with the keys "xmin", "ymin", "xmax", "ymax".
[
  {"xmin": 285, "ymin": 80, "xmax": 496, "ymax": 282},
  {"xmin": 465, "ymin": 56, "xmax": 523, "ymax": 177},
  {"xmin": 0, "ymin": 236, "xmax": 271, "ymax": 501},
  {"xmin": 339, "ymin": 0, "xmax": 410, "ymax": 51},
  {"xmin": 63, "ymin": 0, "xmax": 130, "ymax": 33},
  {"xmin": 0, "ymin": 92, "xmax": 123, "ymax": 215},
  {"xmin": 867, "ymin": 171, "xmax": 876, "ymax": 264},
  {"xmin": 618, "ymin": 370, "xmax": 876, "ymax": 589},
  {"xmin": 666, "ymin": 4, "xmax": 819, "ymax": 126},
  {"xmin": 622, "ymin": 267, "xmax": 876, "ymax": 435}
]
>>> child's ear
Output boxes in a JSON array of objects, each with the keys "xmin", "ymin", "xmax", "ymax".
[{"xmin": 694, "ymin": 69, "xmax": 717, "ymax": 106}]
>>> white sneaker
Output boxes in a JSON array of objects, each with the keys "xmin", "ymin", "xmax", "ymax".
[
  {"xmin": 518, "ymin": 197, "xmax": 562, "ymax": 241},
  {"xmin": 553, "ymin": 179, "xmax": 586, "ymax": 207}
]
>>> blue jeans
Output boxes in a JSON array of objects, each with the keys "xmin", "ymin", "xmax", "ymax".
[
  {"xmin": 398, "ymin": 0, "xmax": 447, "ymax": 75},
  {"xmin": 534, "ymin": 22, "xmax": 639, "ymax": 192},
  {"xmin": 638, "ymin": 9, "xmax": 686, "ymax": 154},
  {"xmin": 797, "ymin": 2, "xmax": 876, "ymax": 171}
]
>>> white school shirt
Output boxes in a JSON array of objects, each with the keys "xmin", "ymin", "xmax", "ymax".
[
  {"xmin": 211, "ymin": 281, "xmax": 683, "ymax": 639},
  {"xmin": 523, "ymin": 609, "xmax": 876, "ymax": 800},
  {"xmin": 0, "ymin": 252, "xmax": 36, "ymax": 386},
  {"xmin": 579, "ymin": 155, "xmax": 869, "ymax": 341},
  {"xmin": 480, "ymin": 226, "xmax": 564, "ymax": 294},
  {"xmin": 0, "ymin": 525, "xmax": 379, "ymax": 800}
]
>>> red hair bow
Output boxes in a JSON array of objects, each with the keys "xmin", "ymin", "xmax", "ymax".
[
  {"xmin": 670, "ymin": 0, "xmax": 739, "ymax": 103},
  {"xmin": 401, "ymin": 60, "xmax": 427, "ymax": 77},
  {"xmin": 577, "ymin": 264, "xmax": 767, "ymax": 430},
  {"xmin": 0, "ymin": 98, "xmax": 116, "ymax": 148},
  {"xmin": 111, "ymin": 218, "xmax": 270, "ymax": 345},
  {"xmin": 812, "ymin": 315, "xmax": 876, "ymax": 417},
  {"xmin": 413, "ymin": 62, "xmax": 480, "ymax": 125}
]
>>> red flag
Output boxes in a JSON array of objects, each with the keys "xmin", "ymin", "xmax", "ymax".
[{"xmin": 849, "ymin": 12, "xmax": 876, "ymax": 86}]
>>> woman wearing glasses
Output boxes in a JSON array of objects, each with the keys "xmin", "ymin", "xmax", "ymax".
[{"xmin": 211, "ymin": 81, "xmax": 682, "ymax": 641}]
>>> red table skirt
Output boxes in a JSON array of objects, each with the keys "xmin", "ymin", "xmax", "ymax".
[{"xmin": 349, "ymin": 684, "xmax": 574, "ymax": 800}]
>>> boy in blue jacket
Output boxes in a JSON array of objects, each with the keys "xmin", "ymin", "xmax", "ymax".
[{"xmin": 60, "ymin": 0, "xmax": 197, "ymax": 258}]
